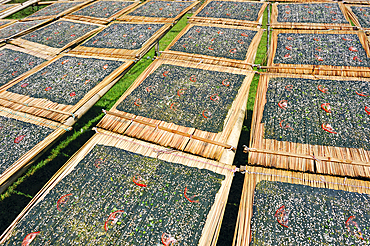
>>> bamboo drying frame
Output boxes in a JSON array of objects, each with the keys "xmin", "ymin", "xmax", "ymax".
[
  {"xmin": 344, "ymin": 0, "xmax": 370, "ymax": 5},
  {"xmin": 0, "ymin": 19, "xmax": 17, "ymax": 29},
  {"xmin": 23, "ymin": 0, "xmax": 91, "ymax": 21},
  {"xmin": 161, "ymin": 23, "xmax": 263, "ymax": 69},
  {"xmin": 233, "ymin": 165, "xmax": 370, "ymax": 246},
  {"xmin": 10, "ymin": 18, "xmax": 105, "ymax": 56},
  {"xmin": 64, "ymin": 0, "xmax": 140, "ymax": 25},
  {"xmin": 0, "ymin": 53, "xmax": 134, "ymax": 123},
  {"xmin": 117, "ymin": 0, "xmax": 199, "ymax": 23},
  {"xmin": 267, "ymin": 29, "xmax": 370, "ymax": 77},
  {"xmin": 0, "ymin": 128, "xmax": 235, "ymax": 246},
  {"xmin": 249, "ymin": 72, "xmax": 370, "ymax": 178},
  {"xmin": 346, "ymin": 4, "xmax": 370, "ymax": 32},
  {"xmin": 0, "ymin": 19, "xmax": 52, "ymax": 43},
  {"xmin": 270, "ymin": 2, "xmax": 353, "ymax": 30},
  {"xmin": 188, "ymin": 0, "xmax": 267, "ymax": 27},
  {"xmin": 69, "ymin": 21, "xmax": 172, "ymax": 59},
  {"xmin": 97, "ymin": 58, "xmax": 254, "ymax": 160},
  {"xmin": 0, "ymin": 105, "xmax": 71, "ymax": 194},
  {"xmin": 0, "ymin": 44, "xmax": 53, "ymax": 91},
  {"xmin": 0, "ymin": 3, "xmax": 19, "ymax": 14},
  {"xmin": 0, "ymin": 0, "xmax": 39, "ymax": 19}
]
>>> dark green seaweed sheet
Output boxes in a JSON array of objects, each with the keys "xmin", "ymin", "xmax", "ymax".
[
  {"xmin": 0, "ymin": 115, "xmax": 53, "ymax": 175},
  {"xmin": 0, "ymin": 48, "xmax": 46, "ymax": 88},
  {"xmin": 82, "ymin": 23, "xmax": 164, "ymax": 50},
  {"xmin": 169, "ymin": 25, "xmax": 257, "ymax": 60},
  {"xmin": 261, "ymin": 77, "xmax": 370, "ymax": 151},
  {"xmin": 4, "ymin": 144, "xmax": 225, "ymax": 245},
  {"xmin": 0, "ymin": 4, "xmax": 16, "ymax": 12},
  {"xmin": 0, "ymin": 20, "xmax": 44, "ymax": 40},
  {"xmin": 196, "ymin": 1, "xmax": 263, "ymax": 22},
  {"xmin": 127, "ymin": 1, "xmax": 193, "ymax": 18},
  {"xmin": 7, "ymin": 56, "xmax": 124, "ymax": 105},
  {"xmin": 351, "ymin": 6, "xmax": 370, "ymax": 28},
  {"xmin": 273, "ymin": 33, "xmax": 370, "ymax": 67},
  {"xmin": 277, "ymin": 3, "xmax": 348, "ymax": 24},
  {"xmin": 251, "ymin": 180, "xmax": 370, "ymax": 245},
  {"xmin": 72, "ymin": 1, "xmax": 136, "ymax": 19},
  {"xmin": 21, "ymin": 20, "xmax": 100, "ymax": 49},
  {"xmin": 116, "ymin": 64, "xmax": 245, "ymax": 133},
  {"xmin": 24, "ymin": 1, "xmax": 82, "ymax": 18}
]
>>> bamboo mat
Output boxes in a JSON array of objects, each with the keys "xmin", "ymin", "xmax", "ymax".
[
  {"xmin": 233, "ymin": 165, "xmax": 370, "ymax": 246},
  {"xmin": 346, "ymin": 4, "xmax": 370, "ymax": 33},
  {"xmin": 160, "ymin": 23, "xmax": 263, "ymax": 69},
  {"xmin": 69, "ymin": 21, "xmax": 172, "ymax": 59},
  {"xmin": 0, "ymin": 128, "xmax": 235, "ymax": 246},
  {"xmin": 188, "ymin": 0, "xmax": 267, "ymax": 27},
  {"xmin": 22, "ymin": 0, "xmax": 91, "ymax": 21},
  {"xmin": 97, "ymin": 58, "xmax": 254, "ymax": 160},
  {"xmin": 10, "ymin": 18, "xmax": 104, "ymax": 56},
  {"xmin": 0, "ymin": 44, "xmax": 52, "ymax": 91},
  {"xmin": 249, "ymin": 73, "xmax": 370, "ymax": 178},
  {"xmin": 0, "ymin": 19, "xmax": 51, "ymax": 43},
  {"xmin": 267, "ymin": 29, "xmax": 370, "ymax": 77},
  {"xmin": 270, "ymin": 2, "xmax": 353, "ymax": 30},
  {"xmin": 117, "ymin": 0, "xmax": 199, "ymax": 23},
  {"xmin": 64, "ymin": 0, "xmax": 140, "ymax": 25},
  {"xmin": 0, "ymin": 54, "xmax": 133, "ymax": 123},
  {"xmin": 0, "ymin": 105, "xmax": 71, "ymax": 194}
]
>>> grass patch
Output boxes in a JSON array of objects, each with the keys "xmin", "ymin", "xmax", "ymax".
[{"xmin": 5, "ymin": 5, "xmax": 46, "ymax": 19}]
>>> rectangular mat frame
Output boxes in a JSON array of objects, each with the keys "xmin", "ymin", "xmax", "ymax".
[
  {"xmin": 10, "ymin": 18, "xmax": 104, "ymax": 56},
  {"xmin": 0, "ymin": 128, "xmax": 235, "ymax": 246},
  {"xmin": 188, "ymin": 0, "xmax": 268, "ymax": 27},
  {"xmin": 117, "ymin": 0, "xmax": 199, "ymax": 23},
  {"xmin": 267, "ymin": 29, "xmax": 370, "ymax": 77},
  {"xmin": 270, "ymin": 2, "xmax": 353, "ymax": 30},
  {"xmin": 0, "ymin": 105, "xmax": 71, "ymax": 194},
  {"xmin": 97, "ymin": 58, "xmax": 254, "ymax": 160},
  {"xmin": 69, "ymin": 21, "xmax": 173, "ymax": 59},
  {"xmin": 160, "ymin": 23, "xmax": 263, "ymax": 69},
  {"xmin": 64, "ymin": 0, "xmax": 141, "ymax": 25},
  {"xmin": 233, "ymin": 165, "xmax": 370, "ymax": 246},
  {"xmin": 0, "ymin": 53, "xmax": 134, "ymax": 123},
  {"xmin": 249, "ymin": 72, "xmax": 370, "ymax": 178}
]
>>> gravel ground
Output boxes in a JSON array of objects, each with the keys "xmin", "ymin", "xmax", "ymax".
[
  {"xmin": 0, "ymin": 20, "xmax": 44, "ymax": 40},
  {"xmin": 351, "ymin": 6, "xmax": 370, "ymax": 28},
  {"xmin": 72, "ymin": 1, "xmax": 137, "ymax": 19},
  {"xmin": 24, "ymin": 1, "xmax": 82, "ymax": 19},
  {"xmin": 127, "ymin": 1, "xmax": 193, "ymax": 18}
]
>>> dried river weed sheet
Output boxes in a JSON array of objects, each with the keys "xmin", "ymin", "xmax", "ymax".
[
  {"xmin": 3, "ymin": 144, "xmax": 224, "ymax": 245},
  {"xmin": 116, "ymin": 64, "xmax": 246, "ymax": 133},
  {"xmin": 251, "ymin": 180, "xmax": 370, "ymax": 245},
  {"xmin": 261, "ymin": 77, "xmax": 370, "ymax": 151}
]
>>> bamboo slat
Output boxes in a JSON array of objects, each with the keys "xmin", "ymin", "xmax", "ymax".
[
  {"xmin": 188, "ymin": 0, "xmax": 267, "ymax": 27},
  {"xmin": 249, "ymin": 73, "xmax": 370, "ymax": 179},
  {"xmin": 267, "ymin": 29, "xmax": 370, "ymax": 77},
  {"xmin": 117, "ymin": 0, "xmax": 199, "ymax": 23},
  {"xmin": 345, "ymin": 4, "xmax": 370, "ymax": 33},
  {"xmin": 10, "ymin": 18, "xmax": 104, "ymax": 56},
  {"xmin": 0, "ymin": 128, "xmax": 235, "ymax": 246},
  {"xmin": 0, "ymin": 19, "xmax": 17, "ymax": 29},
  {"xmin": 64, "ymin": 0, "xmax": 140, "ymax": 25},
  {"xmin": 233, "ymin": 166, "xmax": 370, "ymax": 246},
  {"xmin": 69, "ymin": 21, "xmax": 172, "ymax": 59},
  {"xmin": 161, "ymin": 23, "xmax": 263, "ymax": 69},
  {"xmin": 0, "ymin": 44, "xmax": 52, "ymax": 91},
  {"xmin": 0, "ymin": 53, "xmax": 133, "ymax": 123},
  {"xmin": 22, "ymin": 0, "xmax": 92, "ymax": 21},
  {"xmin": 0, "ymin": 105, "xmax": 71, "ymax": 194},
  {"xmin": 270, "ymin": 2, "xmax": 353, "ymax": 30},
  {"xmin": 97, "ymin": 58, "xmax": 254, "ymax": 160},
  {"xmin": 0, "ymin": 3, "xmax": 19, "ymax": 14}
]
